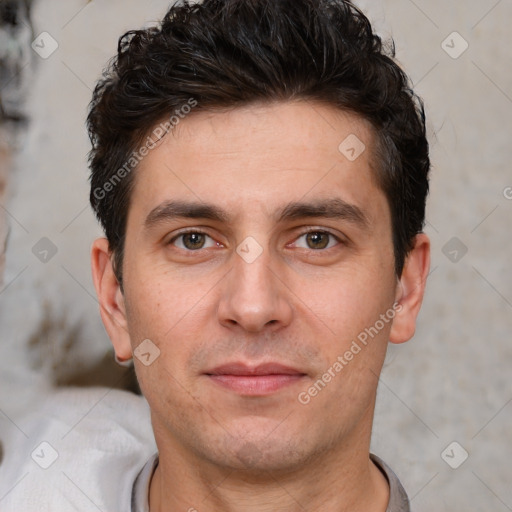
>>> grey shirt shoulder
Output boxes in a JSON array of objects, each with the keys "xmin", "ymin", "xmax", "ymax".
[
  {"xmin": 370, "ymin": 453, "xmax": 411, "ymax": 512},
  {"xmin": 132, "ymin": 452, "xmax": 158, "ymax": 512}
]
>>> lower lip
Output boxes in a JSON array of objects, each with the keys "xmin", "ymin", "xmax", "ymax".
[{"xmin": 208, "ymin": 374, "xmax": 305, "ymax": 395}]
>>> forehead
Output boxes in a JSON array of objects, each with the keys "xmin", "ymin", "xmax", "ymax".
[{"xmin": 128, "ymin": 100, "xmax": 388, "ymax": 228}]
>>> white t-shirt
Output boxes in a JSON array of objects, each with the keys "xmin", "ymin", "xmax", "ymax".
[{"xmin": 0, "ymin": 388, "xmax": 410, "ymax": 511}]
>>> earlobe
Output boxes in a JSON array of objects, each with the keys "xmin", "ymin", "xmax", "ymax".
[
  {"xmin": 91, "ymin": 238, "xmax": 133, "ymax": 360},
  {"xmin": 389, "ymin": 233, "xmax": 430, "ymax": 344}
]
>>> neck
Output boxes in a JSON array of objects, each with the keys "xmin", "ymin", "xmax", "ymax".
[{"xmin": 148, "ymin": 417, "xmax": 389, "ymax": 512}]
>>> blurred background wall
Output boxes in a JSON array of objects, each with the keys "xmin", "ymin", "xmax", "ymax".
[{"xmin": 0, "ymin": 1, "xmax": 510, "ymax": 510}]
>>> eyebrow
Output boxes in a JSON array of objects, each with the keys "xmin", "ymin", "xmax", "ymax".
[{"xmin": 144, "ymin": 198, "xmax": 370, "ymax": 230}]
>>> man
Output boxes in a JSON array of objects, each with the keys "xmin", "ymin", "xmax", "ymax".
[
  {"xmin": 2, "ymin": 0, "xmax": 430, "ymax": 510},
  {"xmin": 89, "ymin": 0, "xmax": 431, "ymax": 510}
]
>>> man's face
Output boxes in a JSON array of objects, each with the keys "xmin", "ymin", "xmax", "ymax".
[{"xmin": 114, "ymin": 101, "xmax": 402, "ymax": 471}]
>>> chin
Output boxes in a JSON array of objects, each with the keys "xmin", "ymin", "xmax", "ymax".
[
  {"xmin": 202, "ymin": 422, "xmax": 322, "ymax": 474},
  {"xmin": 220, "ymin": 439, "xmax": 310, "ymax": 474}
]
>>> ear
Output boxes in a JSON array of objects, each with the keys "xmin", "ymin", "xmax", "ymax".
[
  {"xmin": 91, "ymin": 237, "xmax": 133, "ymax": 360},
  {"xmin": 389, "ymin": 233, "xmax": 430, "ymax": 344}
]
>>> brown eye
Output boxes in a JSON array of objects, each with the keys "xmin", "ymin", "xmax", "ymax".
[
  {"xmin": 305, "ymin": 232, "xmax": 330, "ymax": 249},
  {"xmin": 170, "ymin": 231, "xmax": 217, "ymax": 251},
  {"xmin": 294, "ymin": 230, "xmax": 340, "ymax": 250},
  {"xmin": 182, "ymin": 233, "xmax": 206, "ymax": 250}
]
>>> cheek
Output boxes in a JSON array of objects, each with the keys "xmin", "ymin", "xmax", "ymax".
[
  {"xmin": 304, "ymin": 274, "xmax": 395, "ymax": 404},
  {"xmin": 124, "ymin": 259, "xmax": 203, "ymax": 336},
  {"xmin": 124, "ymin": 277, "xmax": 201, "ymax": 411},
  {"xmin": 123, "ymin": 266, "xmax": 215, "ymax": 378},
  {"xmin": 306, "ymin": 264, "xmax": 395, "ymax": 342}
]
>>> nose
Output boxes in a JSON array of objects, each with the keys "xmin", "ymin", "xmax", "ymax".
[{"xmin": 217, "ymin": 243, "xmax": 293, "ymax": 333}]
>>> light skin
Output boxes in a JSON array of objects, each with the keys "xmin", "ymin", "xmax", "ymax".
[{"xmin": 91, "ymin": 100, "xmax": 430, "ymax": 511}]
